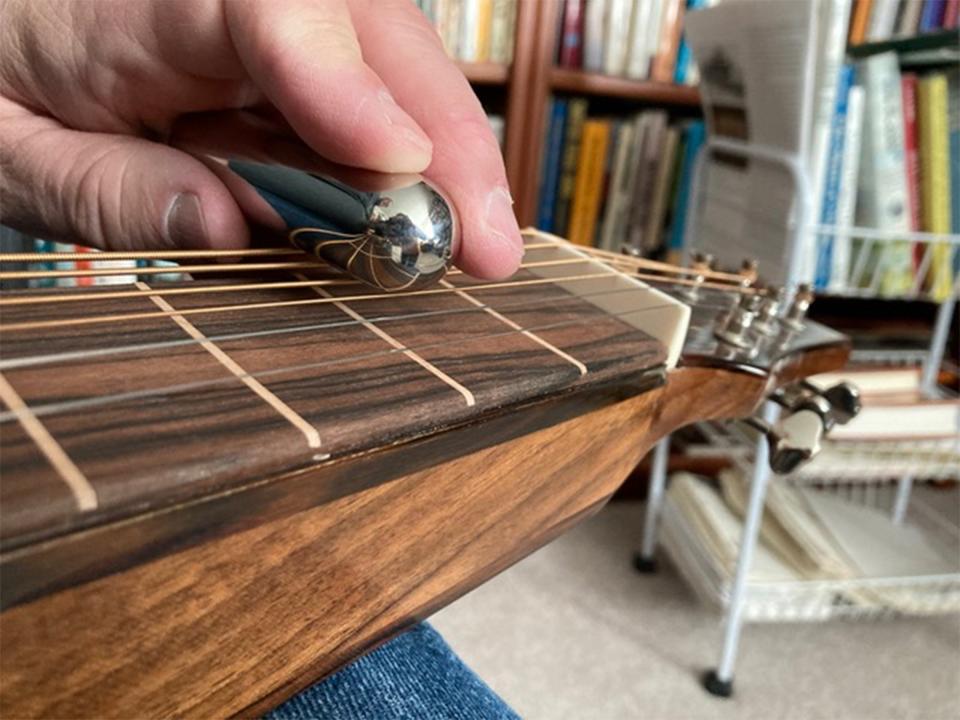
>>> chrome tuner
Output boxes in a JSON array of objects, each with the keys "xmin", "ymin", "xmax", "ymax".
[
  {"xmin": 228, "ymin": 160, "xmax": 457, "ymax": 291},
  {"xmin": 714, "ymin": 293, "xmax": 761, "ymax": 349},
  {"xmin": 739, "ymin": 258, "xmax": 759, "ymax": 286},
  {"xmin": 782, "ymin": 283, "xmax": 815, "ymax": 331},
  {"xmin": 691, "ymin": 251, "xmax": 714, "ymax": 273},
  {"xmin": 801, "ymin": 380, "xmax": 862, "ymax": 425},
  {"xmin": 754, "ymin": 286, "xmax": 785, "ymax": 337}
]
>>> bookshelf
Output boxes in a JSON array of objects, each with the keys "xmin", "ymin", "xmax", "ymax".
[
  {"xmin": 447, "ymin": 0, "xmax": 703, "ymax": 228},
  {"xmin": 549, "ymin": 68, "xmax": 701, "ymax": 105}
]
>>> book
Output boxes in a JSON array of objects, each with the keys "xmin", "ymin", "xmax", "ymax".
[
  {"xmin": 815, "ymin": 63, "xmax": 855, "ymax": 289},
  {"xmin": 603, "ymin": 0, "xmax": 634, "ymax": 76},
  {"xmin": 558, "ymin": 0, "xmax": 584, "ymax": 68},
  {"xmin": 946, "ymin": 0, "xmax": 960, "ymax": 27},
  {"xmin": 75, "ymin": 244, "xmax": 95, "ymax": 287},
  {"xmin": 856, "ymin": 51, "xmax": 914, "ymax": 295},
  {"xmin": 917, "ymin": 72, "xmax": 953, "ymax": 300},
  {"xmin": 53, "ymin": 242, "xmax": 77, "ymax": 288},
  {"xmin": 896, "ymin": 0, "xmax": 925, "ymax": 35},
  {"xmin": 598, "ymin": 119, "xmax": 638, "ymax": 251},
  {"xmin": 583, "ymin": 0, "xmax": 607, "ymax": 73},
  {"xmin": 650, "ymin": 0, "xmax": 685, "ymax": 83},
  {"xmin": 829, "ymin": 400, "xmax": 960, "ymax": 441},
  {"xmin": 848, "ymin": 0, "xmax": 874, "ymax": 44},
  {"xmin": 475, "ymin": 0, "xmax": 493, "ymax": 62},
  {"xmin": 490, "ymin": 0, "xmax": 517, "ymax": 64},
  {"xmin": 553, "ymin": 99, "xmax": 589, "ymax": 235},
  {"xmin": 667, "ymin": 120, "xmax": 706, "ymax": 257},
  {"xmin": 626, "ymin": 111, "xmax": 667, "ymax": 253},
  {"xmin": 810, "ymin": 366, "xmax": 923, "ymax": 401},
  {"xmin": 673, "ymin": 0, "xmax": 707, "ymax": 84},
  {"xmin": 919, "ymin": 0, "xmax": 947, "ymax": 31},
  {"xmin": 830, "ymin": 85, "xmax": 865, "ymax": 290},
  {"xmin": 867, "ymin": 0, "xmax": 900, "ymax": 40},
  {"xmin": 567, "ymin": 120, "xmax": 611, "ymax": 246},
  {"xmin": 459, "ymin": 0, "xmax": 479, "ymax": 61},
  {"xmin": 809, "ymin": 0, "xmax": 854, "ymax": 283},
  {"xmin": 643, "ymin": 127, "xmax": 681, "ymax": 255},
  {"xmin": 900, "ymin": 73, "xmax": 922, "ymax": 271},
  {"xmin": 644, "ymin": 0, "xmax": 667, "ymax": 82},
  {"xmin": 948, "ymin": 69, "xmax": 960, "ymax": 238},
  {"xmin": 537, "ymin": 99, "xmax": 568, "ymax": 232},
  {"xmin": 625, "ymin": 0, "xmax": 655, "ymax": 80}
]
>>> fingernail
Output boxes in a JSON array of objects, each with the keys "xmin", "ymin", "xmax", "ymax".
[
  {"xmin": 165, "ymin": 193, "xmax": 208, "ymax": 248},
  {"xmin": 378, "ymin": 89, "xmax": 433, "ymax": 154},
  {"xmin": 484, "ymin": 187, "xmax": 523, "ymax": 259}
]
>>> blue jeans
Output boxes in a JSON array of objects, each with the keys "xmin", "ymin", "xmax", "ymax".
[{"xmin": 266, "ymin": 624, "xmax": 519, "ymax": 720}]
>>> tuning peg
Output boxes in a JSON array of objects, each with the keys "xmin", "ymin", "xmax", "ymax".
[
  {"xmin": 741, "ymin": 407, "xmax": 825, "ymax": 474},
  {"xmin": 714, "ymin": 292, "xmax": 761, "ymax": 349},
  {"xmin": 801, "ymin": 380, "xmax": 861, "ymax": 425},
  {"xmin": 754, "ymin": 286, "xmax": 786, "ymax": 337},
  {"xmin": 739, "ymin": 258, "xmax": 759, "ymax": 286},
  {"xmin": 678, "ymin": 271, "xmax": 705, "ymax": 303},
  {"xmin": 691, "ymin": 251, "xmax": 714, "ymax": 273},
  {"xmin": 782, "ymin": 283, "xmax": 815, "ymax": 331}
]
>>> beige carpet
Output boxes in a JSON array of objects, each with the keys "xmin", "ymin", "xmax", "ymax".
[{"xmin": 432, "ymin": 501, "xmax": 960, "ymax": 720}]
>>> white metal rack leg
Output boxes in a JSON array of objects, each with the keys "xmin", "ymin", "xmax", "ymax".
[
  {"xmin": 704, "ymin": 402, "xmax": 778, "ymax": 698},
  {"xmin": 635, "ymin": 436, "xmax": 671, "ymax": 572}
]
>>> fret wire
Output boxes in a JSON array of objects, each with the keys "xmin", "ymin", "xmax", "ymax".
[
  {"xmin": 0, "ymin": 272, "xmax": 627, "ymax": 333},
  {"xmin": 0, "ymin": 255, "xmax": 749, "ymax": 307},
  {"xmin": 0, "ymin": 284, "xmax": 651, "ymax": 372},
  {"xmin": 0, "ymin": 299, "xmax": 682, "ymax": 425}
]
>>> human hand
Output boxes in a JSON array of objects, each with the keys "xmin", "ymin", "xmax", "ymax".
[{"xmin": 0, "ymin": 0, "xmax": 523, "ymax": 278}]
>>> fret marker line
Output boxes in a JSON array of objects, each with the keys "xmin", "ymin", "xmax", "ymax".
[
  {"xmin": 0, "ymin": 372, "xmax": 98, "ymax": 511},
  {"xmin": 295, "ymin": 274, "xmax": 475, "ymax": 407},
  {"xmin": 135, "ymin": 282, "xmax": 322, "ymax": 449},
  {"xmin": 439, "ymin": 281, "xmax": 588, "ymax": 376}
]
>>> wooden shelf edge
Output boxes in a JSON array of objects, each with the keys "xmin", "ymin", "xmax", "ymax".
[
  {"xmin": 847, "ymin": 28, "xmax": 960, "ymax": 59},
  {"xmin": 550, "ymin": 68, "xmax": 701, "ymax": 105},
  {"xmin": 457, "ymin": 61, "xmax": 510, "ymax": 85}
]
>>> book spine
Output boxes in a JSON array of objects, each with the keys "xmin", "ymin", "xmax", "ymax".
[
  {"xmin": 917, "ymin": 73, "xmax": 952, "ymax": 300},
  {"xmin": 567, "ymin": 120, "xmax": 610, "ymax": 246},
  {"xmin": 897, "ymin": 0, "xmax": 925, "ymax": 34},
  {"xmin": 815, "ymin": 64, "xmax": 855, "ymax": 289},
  {"xmin": 626, "ymin": 112, "xmax": 667, "ymax": 253},
  {"xmin": 944, "ymin": 0, "xmax": 959, "ymax": 27},
  {"xmin": 673, "ymin": 0, "xmax": 706, "ymax": 84},
  {"xmin": 75, "ymin": 245, "xmax": 95, "ymax": 287},
  {"xmin": 29, "ymin": 239, "xmax": 57, "ymax": 289},
  {"xmin": 644, "ymin": 127, "xmax": 681, "ymax": 256},
  {"xmin": 553, "ymin": 98, "xmax": 589, "ymax": 235},
  {"xmin": 830, "ymin": 86, "xmax": 865, "ymax": 291},
  {"xmin": 441, "ymin": 0, "xmax": 461, "ymax": 58},
  {"xmin": 919, "ymin": 0, "xmax": 947, "ymax": 31},
  {"xmin": 643, "ymin": 0, "xmax": 666, "ymax": 81},
  {"xmin": 599, "ymin": 121, "xmax": 636, "ymax": 251},
  {"xmin": 582, "ymin": 0, "xmax": 607, "ymax": 73},
  {"xmin": 857, "ymin": 52, "xmax": 913, "ymax": 295},
  {"xmin": 53, "ymin": 242, "xmax": 78, "ymax": 288},
  {"xmin": 603, "ymin": 0, "xmax": 633, "ymax": 76},
  {"xmin": 900, "ymin": 73, "xmax": 922, "ymax": 249},
  {"xmin": 849, "ymin": 0, "xmax": 874, "ymax": 44},
  {"xmin": 650, "ymin": 0, "xmax": 684, "ymax": 83},
  {"xmin": 625, "ymin": 0, "xmax": 654, "ymax": 80},
  {"xmin": 558, "ymin": 0, "xmax": 584, "ymax": 68},
  {"xmin": 867, "ymin": 0, "xmax": 899, "ymax": 40},
  {"xmin": 537, "ymin": 99, "xmax": 568, "ymax": 231},
  {"xmin": 948, "ymin": 69, "xmax": 959, "ymax": 237},
  {"xmin": 475, "ymin": 0, "xmax": 493, "ymax": 62},
  {"xmin": 668, "ymin": 120, "xmax": 705, "ymax": 254},
  {"xmin": 459, "ymin": 0, "xmax": 479, "ymax": 61}
]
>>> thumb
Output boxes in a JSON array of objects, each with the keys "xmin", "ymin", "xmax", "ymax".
[{"xmin": 0, "ymin": 109, "xmax": 250, "ymax": 252}]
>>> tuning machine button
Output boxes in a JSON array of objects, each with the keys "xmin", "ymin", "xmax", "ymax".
[
  {"xmin": 753, "ymin": 286, "xmax": 785, "ymax": 337},
  {"xmin": 714, "ymin": 292, "xmax": 761, "ymax": 349},
  {"xmin": 742, "ymin": 407, "xmax": 825, "ymax": 474}
]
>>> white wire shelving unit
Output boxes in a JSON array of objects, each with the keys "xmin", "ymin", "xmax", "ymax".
[{"xmin": 636, "ymin": 131, "xmax": 960, "ymax": 698}]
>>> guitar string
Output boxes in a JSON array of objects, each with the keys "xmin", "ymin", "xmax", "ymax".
[
  {"xmin": 0, "ymin": 265, "xmax": 753, "ymax": 333},
  {"xmin": 0, "ymin": 255, "xmax": 751, "ymax": 307},
  {"xmin": 0, "ymin": 284, "xmax": 661, "ymax": 371},
  {"xmin": 0, "ymin": 298, "xmax": 685, "ymax": 425},
  {"xmin": 0, "ymin": 240, "xmax": 748, "ymax": 284}
]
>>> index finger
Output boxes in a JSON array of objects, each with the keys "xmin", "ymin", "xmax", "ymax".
[{"xmin": 348, "ymin": 0, "xmax": 524, "ymax": 279}]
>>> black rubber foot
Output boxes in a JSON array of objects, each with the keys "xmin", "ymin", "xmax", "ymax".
[
  {"xmin": 702, "ymin": 670, "xmax": 733, "ymax": 698},
  {"xmin": 632, "ymin": 553, "xmax": 658, "ymax": 573}
]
